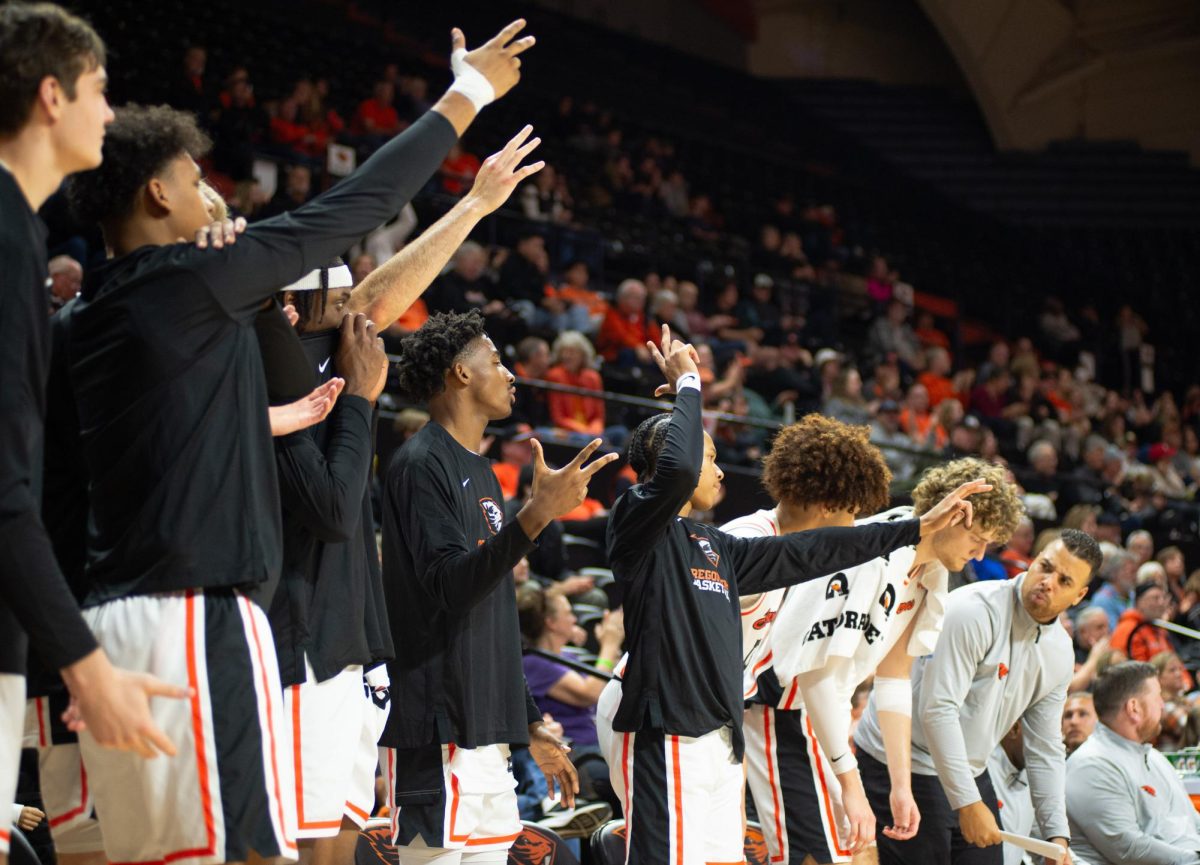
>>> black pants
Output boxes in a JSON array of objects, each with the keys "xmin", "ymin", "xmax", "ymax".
[{"xmin": 859, "ymin": 749, "xmax": 1002, "ymax": 865}]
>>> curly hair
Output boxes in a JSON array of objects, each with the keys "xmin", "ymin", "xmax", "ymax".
[
  {"xmin": 394, "ymin": 310, "xmax": 487, "ymax": 404},
  {"xmin": 66, "ymin": 104, "xmax": 210, "ymax": 228},
  {"xmin": 760, "ymin": 414, "xmax": 891, "ymax": 515},
  {"xmin": 911, "ymin": 457, "xmax": 1024, "ymax": 542},
  {"xmin": 626, "ymin": 413, "xmax": 673, "ymax": 483}
]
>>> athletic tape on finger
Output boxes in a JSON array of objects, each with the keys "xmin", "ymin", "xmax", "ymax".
[{"xmin": 449, "ymin": 48, "xmax": 496, "ymax": 111}]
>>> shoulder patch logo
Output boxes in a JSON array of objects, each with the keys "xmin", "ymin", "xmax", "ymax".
[
  {"xmin": 690, "ymin": 533, "xmax": 720, "ymax": 567},
  {"xmin": 879, "ymin": 584, "xmax": 896, "ymax": 617},
  {"xmin": 479, "ymin": 497, "xmax": 504, "ymax": 535},
  {"xmin": 896, "ymin": 599, "xmax": 916, "ymax": 615},
  {"xmin": 1142, "ymin": 785, "xmax": 1156, "ymax": 797},
  {"xmin": 998, "ymin": 663, "xmax": 1009, "ymax": 680},
  {"xmin": 825, "ymin": 573, "xmax": 849, "ymax": 599}
]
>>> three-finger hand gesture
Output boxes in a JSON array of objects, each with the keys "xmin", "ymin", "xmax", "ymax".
[
  {"xmin": 466, "ymin": 125, "xmax": 546, "ymax": 215},
  {"xmin": 451, "ymin": 19, "xmax": 536, "ymax": 103},
  {"xmin": 518, "ymin": 438, "xmax": 618, "ymax": 539}
]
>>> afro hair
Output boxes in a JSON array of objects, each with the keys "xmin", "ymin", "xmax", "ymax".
[
  {"xmin": 394, "ymin": 310, "xmax": 488, "ymax": 404},
  {"xmin": 65, "ymin": 103, "xmax": 210, "ymax": 229},
  {"xmin": 761, "ymin": 414, "xmax": 892, "ymax": 516}
]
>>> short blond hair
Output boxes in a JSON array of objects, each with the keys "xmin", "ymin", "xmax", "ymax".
[
  {"xmin": 911, "ymin": 457, "xmax": 1024, "ymax": 543},
  {"xmin": 551, "ymin": 330, "xmax": 596, "ymax": 366}
]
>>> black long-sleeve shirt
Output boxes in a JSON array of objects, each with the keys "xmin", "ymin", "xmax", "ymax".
[
  {"xmin": 0, "ymin": 168, "xmax": 98, "ymax": 674},
  {"xmin": 608, "ymin": 387, "xmax": 921, "ymax": 758},
  {"xmin": 66, "ymin": 111, "xmax": 457, "ymax": 605},
  {"xmin": 269, "ymin": 329, "xmax": 392, "ymax": 686},
  {"xmin": 381, "ymin": 421, "xmax": 541, "ymax": 750}
]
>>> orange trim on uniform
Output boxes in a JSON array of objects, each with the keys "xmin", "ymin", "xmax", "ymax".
[
  {"xmin": 48, "ymin": 759, "xmax": 89, "ymax": 828},
  {"xmin": 465, "ymin": 831, "xmax": 521, "ymax": 847},
  {"xmin": 622, "ymin": 732, "xmax": 634, "ymax": 858},
  {"xmin": 291, "ymin": 686, "xmax": 342, "ymax": 831},
  {"xmin": 740, "ymin": 594, "xmax": 767, "ymax": 617},
  {"xmin": 445, "ymin": 744, "xmax": 517, "ymax": 846},
  {"xmin": 804, "ymin": 714, "xmax": 852, "ymax": 858},
  {"xmin": 761, "ymin": 707, "xmax": 786, "ymax": 863},
  {"xmin": 35, "ymin": 697, "xmax": 47, "ymax": 748},
  {"xmin": 0, "ymin": 828, "xmax": 10, "ymax": 843},
  {"xmin": 243, "ymin": 597, "xmax": 299, "ymax": 852},
  {"xmin": 345, "ymin": 801, "xmax": 370, "ymax": 822},
  {"xmin": 781, "ymin": 678, "xmax": 800, "ymax": 711},
  {"xmin": 744, "ymin": 650, "xmax": 774, "ymax": 697},
  {"xmin": 671, "ymin": 736, "xmax": 684, "ymax": 865}
]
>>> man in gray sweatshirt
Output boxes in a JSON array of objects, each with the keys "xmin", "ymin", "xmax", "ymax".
[
  {"xmin": 855, "ymin": 528, "xmax": 1102, "ymax": 864},
  {"xmin": 1066, "ymin": 661, "xmax": 1200, "ymax": 865}
]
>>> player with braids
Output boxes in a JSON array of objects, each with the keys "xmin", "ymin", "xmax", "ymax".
[
  {"xmin": 595, "ymin": 326, "xmax": 990, "ymax": 865},
  {"xmin": 380, "ymin": 309, "xmax": 619, "ymax": 862}
]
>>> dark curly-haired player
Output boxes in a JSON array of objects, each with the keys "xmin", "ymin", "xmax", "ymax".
[
  {"xmin": 55, "ymin": 19, "xmax": 532, "ymax": 863},
  {"xmin": 381, "ymin": 309, "xmax": 615, "ymax": 863},
  {"xmin": 594, "ymin": 326, "xmax": 987, "ymax": 865},
  {"xmin": 728, "ymin": 431, "xmax": 1013, "ymax": 865}
]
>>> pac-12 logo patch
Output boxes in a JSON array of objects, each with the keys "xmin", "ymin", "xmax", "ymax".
[
  {"xmin": 826, "ymin": 573, "xmax": 849, "ymax": 598},
  {"xmin": 479, "ymin": 497, "xmax": 504, "ymax": 535},
  {"xmin": 690, "ymin": 534, "xmax": 720, "ymax": 567}
]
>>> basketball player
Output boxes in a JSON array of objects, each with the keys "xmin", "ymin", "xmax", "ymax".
[
  {"xmin": 853, "ymin": 529, "xmax": 1102, "ymax": 865},
  {"xmin": 381, "ymin": 310, "xmax": 614, "ymax": 864},
  {"xmin": 57, "ymin": 20, "xmax": 533, "ymax": 864},
  {"xmin": 730, "ymin": 447, "xmax": 1022, "ymax": 865},
  {"xmin": 595, "ymin": 326, "xmax": 986, "ymax": 865}
]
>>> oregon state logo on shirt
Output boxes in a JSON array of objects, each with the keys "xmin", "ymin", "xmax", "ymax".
[
  {"xmin": 878, "ymin": 583, "xmax": 896, "ymax": 618},
  {"xmin": 826, "ymin": 573, "xmax": 849, "ymax": 598},
  {"xmin": 690, "ymin": 533, "xmax": 720, "ymax": 567},
  {"xmin": 479, "ymin": 497, "xmax": 504, "ymax": 535}
]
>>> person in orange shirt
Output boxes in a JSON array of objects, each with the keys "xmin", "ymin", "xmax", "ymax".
[
  {"xmin": 1112, "ymin": 583, "xmax": 1195, "ymax": 691},
  {"xmin": 545, "ymin": 331, "xmax": 605, "ymax": 437},
  {"xmin": 596, "ymin": 278, "xmax": 655, "ymax": 365},
  {"xmin": 917, "ymin": 346, "xmax": 960, "ymax": 409}
]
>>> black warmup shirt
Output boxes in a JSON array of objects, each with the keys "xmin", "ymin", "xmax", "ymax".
[
  {"xmin": 381, "ymin": 421, "xmax": 542, "ymax": 750},
  {"xmin": 608, "ymin": 387, "xmax": 921, "ymax": 758},
  {"xmin": 270, "ymin": 329, "xmax": 392, "ymax": 686},
  {"xmin": 0, "ymin": 167, "xmax": 98, "ymax": 675},
  {"xmin": 66, "ymin": 111, "xmax": 456, "ymax": 605}
]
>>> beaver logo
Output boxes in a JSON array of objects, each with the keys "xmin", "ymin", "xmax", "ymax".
[
  {"xmin": 478, "ymin": 498, "xmax": 504, "ymax": 535},
  {"xmin": 826, "ymin": 573, "xmax": 849, "ymax": 599},
  {"xmin": 509, "ymin": 828, "xmax": 556, "ymax": 863},
  {"xmin": 878, "ymin": 584, "xmax": 896, "ymax": 618},
  {"xmin": 690, "ymin": 534, "xmax": 720, "ymax": 567}
]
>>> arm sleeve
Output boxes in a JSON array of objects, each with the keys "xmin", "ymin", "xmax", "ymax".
[
  {"xmin": 1066, "ymin": 758, "xmax": 1199, "ymax": 865},
  {"xmin": 393, "ymin": 458, "xmax": 535, "ymax": 614},
  {"xmin": 0, "ymin": 251, "xmax": 97, "ymax": 670},
  {"xmin": 796, "ymin": 658, "xmax": 856, "ymax": 768},
  {"xmin": 1020, "ymin": 680, "xmax": 1071, "ymax": 842},
  {"xmin": 274, "ymin": 396, "xmax": 374, "ymax": 543},
  {"xmin": 607, "ymin": 387, "xmax": 702, "ymax": 568},
  {"xmin": 193, "ymin": 111, "xmax": 458, "ymax": 318},
  {"xmin": 722, "ymin": 519, "xmax": 921, "ymax": 595},
  {"xmin": 917, "ymin": 597, "xmax": 995, "ymax": 810}
]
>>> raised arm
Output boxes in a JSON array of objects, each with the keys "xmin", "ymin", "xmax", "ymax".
[{"xmin": 348, "ymin": 126, "xmax": 545, "ymax": 326}]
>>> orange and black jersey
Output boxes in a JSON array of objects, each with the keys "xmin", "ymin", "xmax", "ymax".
[
  {"xmin": 380, "ymin": 421, "xmax": 541, "ymax": 750},
  {"xmin": 608, "ymin": 387, "xmax": 920, "ymax": 759}
]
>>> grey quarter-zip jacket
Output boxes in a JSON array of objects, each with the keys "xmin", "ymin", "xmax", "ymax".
[
  {"xmin": 1066, "ymin": 722, "xmax": 1200, "ymax": 865},
  {"xmin": 855, "ymin": 573, "xmax": 1071, "ymax": 841}
]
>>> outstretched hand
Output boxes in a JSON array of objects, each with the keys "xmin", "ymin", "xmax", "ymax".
[
  {"xmin": 269, "ymin": 379, "xmax": 345, "ymax": 436},
  {"xmin": 518, "ymin": 438, "xmax": 619, "ymax": 539},
  {"xmin": 451, "ymin": 19, "xmax": 535, "ymax": 103},
  {"xmin": 646, "ymin": 324, "xmax": 700, "ymax": 397},
  {"xmin": 918, "ymin": 479, "xmax": 992, "ymax": 536},
  {"xmin": 467, "ymin": 125, "xmax": 546, "ymax": 214}
]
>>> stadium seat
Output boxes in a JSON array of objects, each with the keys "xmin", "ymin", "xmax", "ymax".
[{"xmin": 7, "ymin": 827, "xmax": 39, "ymax": 865}]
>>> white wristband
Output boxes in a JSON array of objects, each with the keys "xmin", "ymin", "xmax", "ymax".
[
  {"xmin": 676, "ymin": 372, "xmax": 701, "ymax": 393},
  {"xmin": 448, "ymin": 48, "xmax": 495, "ymax": 112},
  {"xmin": 829, "ymin": 751, "xmax": 858, "ymax": 775},
  {"xmin": 875, "ymin": 676, "xmax": 912, "ymax": 717}
]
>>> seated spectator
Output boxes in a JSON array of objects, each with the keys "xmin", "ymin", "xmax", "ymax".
[
  {"xmin": 864, "ymin": 358, "xmax": 903, "ymax": 404},
  {"xmin": 1062, "ymin": 503, "xmax": 1101, "ymax": 537},
  {"xmin": 1021, "ymin": 441, "xmax": 1063, "ymax": 511},
  {"xmin": 596, "ymin": 279, "xmax": 654, "ymax": 366},
  {"xmin": 737, "ymin": 275, "xmax": 783, "ymax": 345},
  {"xmin": 427, "ymin": 241, "xmax": 498, "ymax": 314},
  {"xmin": 1151, "ymin": 650, "xmax": 1198, "ymax": 750},
  {"xmin": 917, "ymin": 346, "xmax": 958, "ymax": 408},
  {"xmin": 1066, "ymin": 662, "xmax": 1200, "ymax": 865},
  {"xmin": 491, "ymin": 423, "xmax": 533, "ymax": 500},
  {"xmin": 1071, "ymin": 605, "xmax": 1112, "ymax": 692},
  {"xmin": 1157, "ymin": 545, "xmax": 1188, "ymax": 604},
  {"xmin": 677, "ymin": 280, "xmax": 711, "ymax": 339},
  {"xmin": 823, "ymin": 367, "xmax": 872, "ymax": 427},
  {"xmin": 212, "ymin": 69, "xmax": 268, "ymax": 180},
  {"xmin": 869, "ymin": 399, "xmax": 916, "ymax": 481},
  {"xmin": 512, "ymin": 336, "xmax": 552, "ymax": 428},
  {"xmin": 168, "ymin": 45, "xmax": 215, "ymax": 120},
  {"xmin": 899, "ymin": 382, "xmax": 935, "ymax": 444},
  {"xmin": 1000, "ymin": 516, "xmax": 1035, "ymax": 578},
  {"xmin": 257, "ymin": 164, "xmax": 313, "ymax": 220},
  {"xmin": 865, "ymin": 298, "xmax": 920, "ymax": 370},
  {"xmin": 1127, "ymin": 529, "xmax": 1155, "ymax": 567},
  {"xmin": 913, "ymin": 310, "xmax": 950, "ymax": 350},
  {"xmin": 518, "ymin": 585, "xmax": 624, "ymax": 754},
  {"xmin": 549, "ymin": 261, "xmax": 607, "ymax": 333},
  {"xmin": 1174, "ymin": 571, "xmax": 1200, "ymax": 676},
  {"xmin": 393, "ymin": 74, "xmax": 431, "ymax": 125},
  {"xmin": 352, "ymin": 80, "xmax": 401, "ymax": 138},
  {"xmin": 1093, "ymin": 547, "xmax": 1138, "ymax": 630},
  {"xmin": 545, "ymin": 332, "xmax": 605, "ymax": 438},
  {"xmin": 497, "ymin": 231, "xmax": 551, "ymax": 322},
  {"xmin": 707, "ymin": 281, "xmax": 761, "ymax": 348},
  {"xmin": 1111, "ymin": 582, "xmax": 1194, "ymax": 689},
  {"xmin": 520, "ymin": 163, "xmax": 573, "ymax": 225},
  {"xmin": 1061, "ymin": 691, "xmax": 1097, "ymax": 756},
  {"xmin": 439, "ymin": 140, "xmax": 481, "ymax": 195},
  {"xmin": 864, "ymin": 254, "xmax": 894, "ymax": 307},
  {"xmin": 943, "ymin": 415, "xmax": 983, "ymax": 459}
]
